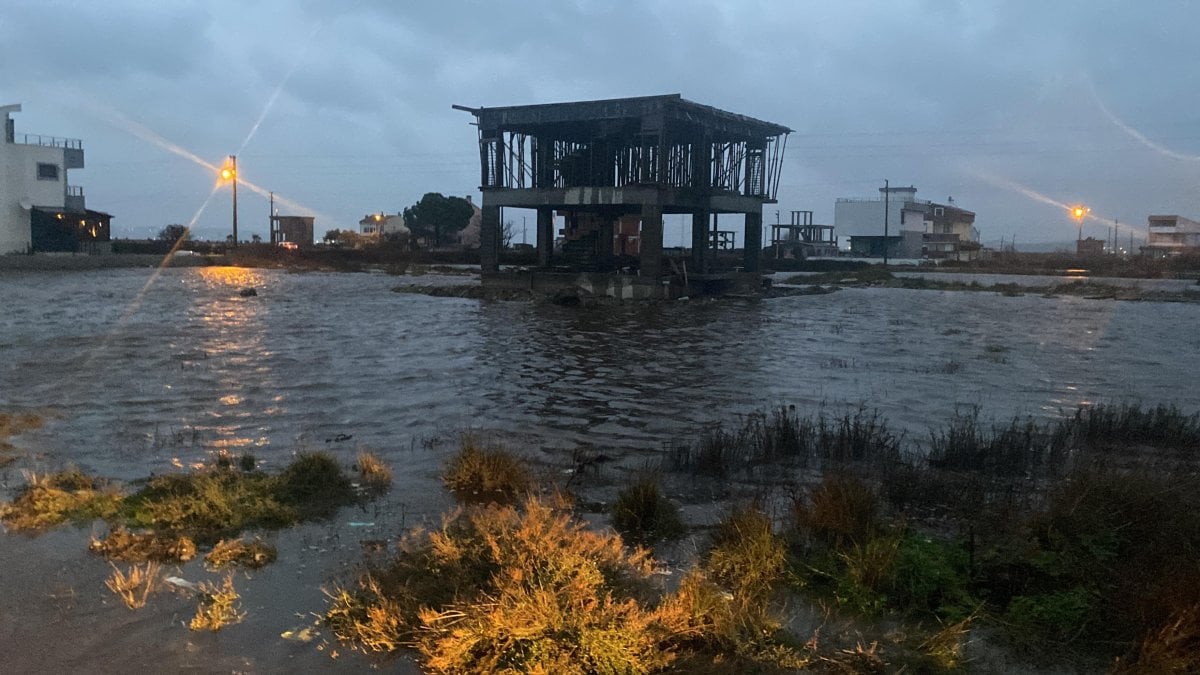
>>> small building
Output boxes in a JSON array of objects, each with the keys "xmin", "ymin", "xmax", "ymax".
[
  {"xmin": 1, "ymin": 104, "xmax": 110, "ymax": 254},
  {"xmin": 1077, "ymin": 237, "xmax": 1105, "ymax": 256},
  {"xmin": 270, "ymin": 215, "xmax": 314, "ymax": 247},
  {"xmin": 1143, "ymin": 215, "xmax": 1200, "ymax": 257},
  {"xmin": 359, "ymin": 212, "xmax": 411, "ymax": 241}
]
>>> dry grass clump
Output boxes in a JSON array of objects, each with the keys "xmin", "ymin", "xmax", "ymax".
[
  {"xmin": 610, "ymin": 473, "xmax": 686, "ymax": 545},
  {"xmin": 328, "ymin": 496, "xmax": 666, "ymax": 671},
  {"xmin": 708, "ymin": 505, "xmax": 787, "ymax": 599},
  {"xmin": 327, "ymin": 495, "xmax": 813, "ymax": 672},
  {"xmin": 205, "ymin": 537, "xmax": 277, "ymax": 569},
  {"xmin": 0, "ymin": 469, "xmax": 123, "ymax": 531},
  {"xmin": 89, "ymin": 527, "xmax": 197, "ymax": 562},
  {"xmin": 441, "ymin": 438, "xmax": 532, "ymax": 504},
  {"xmin": 355, "ymin": 450, "xmax": 393, "ymax": 492},
  {"xmin": 792, "ymin": 474, "xmax": 881, "ymax": 549},
  {"xmin": 189, "ymin": 574, "xmax": 245, "ymax": 631},
  {"xmin": 105, "ymin": 561, "xmax": 162, "ymax": 609}
]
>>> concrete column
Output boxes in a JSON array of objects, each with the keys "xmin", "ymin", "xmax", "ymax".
[
  {"xmin": 640, "ymin": 205, "xmax": 663, "ymax": 277},
  {"xmin": 536, "ymin": 207, "xmax": 554, "ymax": 267},
  {"xmin": 743, "ymin": 211, "xmax": 762, "ymax": 272},
  {"xmin": 480, "ymin": 205, "xmax": 501, "ymax": 273},
  {"xmin": 691, "ymin": 210, "xmax": 708, "ymax": 273},
  {"xmin": 597, "ymin": 216, "xmax": 615, "ymax": 270}
]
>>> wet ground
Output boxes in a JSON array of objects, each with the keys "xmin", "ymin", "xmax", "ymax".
[{"xmin": 2, "ymin": 266, "xmax": 1198, "ymax": 672}]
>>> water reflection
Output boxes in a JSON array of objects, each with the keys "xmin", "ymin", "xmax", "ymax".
[
  {"xmin": 0, "ymin": 268, "xmax": 1197, "ymax": 480},
  {"xmin": 476, "ymin": 300, "xmax": 771, "ymax": 451}
]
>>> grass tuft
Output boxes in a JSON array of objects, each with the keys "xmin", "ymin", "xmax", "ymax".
[
  {"xmin": 89, "ymin": 527, "xmax": 197, "ymax": 562},
  {"xmin": 0, "ymin": 469, "xmax": 123, "ymax": 531},
  {"xmin": 189, "ymin": 574, "xmax": 245, "ymax": 631},
  {"xmin": 610, "ymin": 473, "xmax": 686, "ymax": 545},
  {"xmin": 105, "ymin": 561, "xmax": 161, "ymax": 610},
  {"xmin": 205, "ymin": 537, "xmax": 277, "ymax": 569},
  {"xmin": 442, "ymin": 438, "xmax": 532, "ymax": 504},
  {"xmin": 355, "ymin": 450, "xmax": 393, "ymax": 492}
]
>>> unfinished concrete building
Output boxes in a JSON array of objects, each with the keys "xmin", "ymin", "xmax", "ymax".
[{"xmin": 454, "ymin": 94, "xmax": 791, "ymax": 297}]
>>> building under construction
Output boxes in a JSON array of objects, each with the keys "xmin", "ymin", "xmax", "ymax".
[{"xmin": 454, "ymin": 94, "xmax": 791, "ymax": 297}]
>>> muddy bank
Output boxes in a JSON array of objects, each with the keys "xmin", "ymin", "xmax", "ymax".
[{"xmin": 784, "ymin": 269, "xmax": 1200, "ymax": 303}]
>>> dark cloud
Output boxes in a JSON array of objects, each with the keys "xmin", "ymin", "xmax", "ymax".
[{"xmin": 4, "ymin": 0, "xmax": 1199, "ymax": 243}]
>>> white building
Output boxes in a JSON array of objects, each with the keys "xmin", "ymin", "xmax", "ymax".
[
  {"xmin": 834, "ymin": 185, "xmax": 978, "ymax": 259},
  {"xmin": 1, "ymin": 104, "xmax": 108, "ymax": 254},
  {"xmin": 359, "ymin": 212, "xmax": 410, "ymax": 239},
  {"xmin": 1144, "ymin": 215, "xmax": 1200, "ymax": 256}
]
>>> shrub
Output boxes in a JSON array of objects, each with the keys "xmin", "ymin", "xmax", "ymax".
[
  {"xmin": 792, "ymin": 474, "xmax": 880, "ymax": 548},
  {"xmin": 273, "ymin": 452, "xmax": 355, "ymax": 517},
  {"xmin": 611, "ymin": 474, "xmax": 686, "ymax": 545},
  {"xmin": 442, "ymin": 439, "xmax": 532, "ymax": 504}
]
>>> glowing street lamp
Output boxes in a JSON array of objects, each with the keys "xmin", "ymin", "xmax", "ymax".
[
  {"xmin": 1070, "ymin": 204, "xmax": 1089, "ymax": 242},
  {"xmin": 221, "ymin": 155, "xmax": 238, "ymax": 246}
]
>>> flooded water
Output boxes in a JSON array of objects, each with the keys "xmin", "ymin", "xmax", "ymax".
[{"xmin": 2, "ymin": 265, "xmax": 1199, "ymax": 671}]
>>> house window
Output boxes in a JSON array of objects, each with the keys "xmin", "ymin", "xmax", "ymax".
[
  {"xmin": 37, "ymin": 163, "xmax": 59, "ymax": 181},
  {"xmin": 934, "ymin": 207, "xmax": 944, "ymax": 216}
]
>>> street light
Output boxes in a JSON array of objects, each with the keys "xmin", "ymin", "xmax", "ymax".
[
  {"xmin": 1070, "ymin": 204, "xmax": 1088, "ymax": 242},
  {"xmin": 221, "ymin": 155, "xmax": 238, "ymax": 246}
]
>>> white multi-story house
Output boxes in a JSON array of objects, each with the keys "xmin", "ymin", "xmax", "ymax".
[
  {"xmin": 1144, "ymin": 215, "xmax": 1200, "ymax": 257},
  {"xmin": 834, "ymin": 185, "xmax": 979, "ymax": 259},
  {"xmin": 1, "ymin": 103, "xmax": 110, "ymax": 254}
]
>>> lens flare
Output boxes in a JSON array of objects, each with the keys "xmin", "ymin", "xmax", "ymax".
[
  {"xmin": 1088, "ymin": 81, "xmax": 1200, "ymax": 163},
  {"xmin": 967, "ymin": 168, "xmax": 1141, "ymax": 235}
]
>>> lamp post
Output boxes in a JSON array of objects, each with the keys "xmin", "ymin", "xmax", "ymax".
[
  {"xmin": 1071, "ymin": 205, "xmax": 1088, "ymax": 256},
  {"xmin": 221, "ymin": 155, "xmax": 238, "ymax": 246}
]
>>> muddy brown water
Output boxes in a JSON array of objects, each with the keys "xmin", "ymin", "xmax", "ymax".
[{"xmin": 1, "ymin": 266, "xmax": 1198, "ymax": 672}]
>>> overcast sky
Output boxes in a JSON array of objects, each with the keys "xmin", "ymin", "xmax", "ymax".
[{"xmin": 4, "ymin": 0, "xmax": 1199, "ymax": 245}]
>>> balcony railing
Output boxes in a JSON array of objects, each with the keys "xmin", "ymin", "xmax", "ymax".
[
  {"xmin": 67, "ymin": 185, "xmax": 84, "ymax": 197},
  {"xmin": 18, "ymin": 133, "xmax": 82, "ymax": 149}
]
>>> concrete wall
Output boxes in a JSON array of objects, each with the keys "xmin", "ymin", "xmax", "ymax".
[
  {"xmin": 834, "ymin": 199, "xmax": 906, "ymax": 238},
  {"xmin": 1, "ymin": 141, "xmax": 70, "ymax": 253}
]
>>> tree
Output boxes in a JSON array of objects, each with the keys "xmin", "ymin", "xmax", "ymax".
[
  {"xmin": 402, "ymin": 193, "xmax": 474, "ymax": 248},
  {"xmin": 251, "ymin": 233, "xmax": 262, "ymax": 244},
  {"xmin": 323, "ymin": 229, "xmax": 342, "ymax": 244},
  {"xmin": 158, "ymin": 224, "xmax": 188, "ymax": 242},
  {"xmin": 502, "ymin": 220, "xmax": 516, "ymax": 249}
]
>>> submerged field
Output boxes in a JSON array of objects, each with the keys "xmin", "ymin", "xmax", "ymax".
[{"xmin": 1, "ymin": 266, "xmax": 1199, "ymax": 672}]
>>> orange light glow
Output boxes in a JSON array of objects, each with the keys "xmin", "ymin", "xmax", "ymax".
[
  {"xmin": 1070, "ymin": 205, "xmax": 1088, "ymax": 221},
  {"xmin": 220, "ymin": 167, "xmax": 235, "ymax": 181}
]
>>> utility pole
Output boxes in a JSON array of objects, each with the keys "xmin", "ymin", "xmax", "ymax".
[
  {"xmin": 883, "ymin": 179, "xmax": 890, "ymax": 265},
  {"xmin": 231, "ymin": 155, "xmax": 238, "ymax": 246},
  {"xmin": 269, "ymin": 191, "xmax": 275, "ymax": 244},
  {"xmin": 522, "ymin": 215, "xmax": 527, "ymax": 246}
]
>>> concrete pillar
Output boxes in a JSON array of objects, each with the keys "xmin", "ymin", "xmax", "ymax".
[
  {"xmin": 597, "ymin": 216, "xmax": 615, "ymax": 270},
  {"xmin": 640, "ymin": 205, "xmax": 663, "ymax": 277},
  {"xmin": 536, "ymin": 207, "xmax": 553, "ymax": 267},
  {"xmin": 691, "ymin": 210, "xmax": 708, "ymax": 273},
  {"xmin": 743, "ymin": 211, "xmax": 762, "ymax": 272},
  {"xmin": 480, "ymin": 205, "xmax": 501, "ymax": 273}
]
